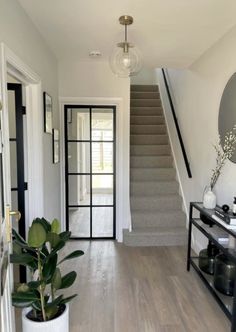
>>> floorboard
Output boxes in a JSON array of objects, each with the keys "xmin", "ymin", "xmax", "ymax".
[{"xmin": 16, "ymin": 242, "xmax": 230, "ymax": 331}]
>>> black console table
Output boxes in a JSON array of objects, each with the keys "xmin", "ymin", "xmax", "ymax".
[{"xmin": 187, "ymin": 202, "xmax": 236, "ymax": 332}]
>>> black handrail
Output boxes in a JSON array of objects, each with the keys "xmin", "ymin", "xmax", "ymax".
[{"xmin": 161, "ymin": 68, "xmax": 192, "ymax": 178}]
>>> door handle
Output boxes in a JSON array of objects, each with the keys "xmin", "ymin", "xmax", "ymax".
[{"xmin": 5, "ymin": 205, "xmax": 21, "ymax": 242}]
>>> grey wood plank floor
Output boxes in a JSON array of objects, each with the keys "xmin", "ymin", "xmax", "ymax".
[{"xmin": 16, "ymin": 241, "xmax": 230, "ymax": 331}]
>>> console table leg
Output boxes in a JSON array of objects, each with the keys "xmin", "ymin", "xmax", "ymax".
[
  {"xmin": 231, "ymin": 278, "xmax": 236, "ymax": 332},
  {"xmin": 187, "ymin": 204, "xmax": 193, "ymax": 271}
]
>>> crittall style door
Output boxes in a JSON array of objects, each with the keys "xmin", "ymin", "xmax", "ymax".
[{"xmin": 64, "ymin": 105, "xmax": 116, "ymax": 239}]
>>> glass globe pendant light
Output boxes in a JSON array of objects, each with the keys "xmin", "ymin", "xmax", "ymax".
[{"xmin": 109, "ymin": 15, "xmax": 142, "ymax": 78}]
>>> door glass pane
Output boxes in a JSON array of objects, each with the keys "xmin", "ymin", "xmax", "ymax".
[
  {"xmin": 92, "ymin": 175, "xmax": 113, "ymax": 205},
  {"xmin": 92, "ymin": 207, "xmax": 113, "ymax": 237},
  {"xmin": 69, "ymin": 207, "xmax": 90, "ymax": 237},
  {"xmin": 67, "ymin": 108, "xmax": 90, "ymax": 141},
  {"xmin": 68, "ymin": 175, "xmax": 90, "ymax": 206},
  {"xmin": 8, "ymin": 90, "xmax": 16, "ymax": 139},
  {"xmin": 68, "ymin": 142, "xmax": 90, "ymax": 173},
  {"xmin": 92, "ymin": 108, "xmax": 113, "ymax": 141},
  {"xmin": 92, "ymin": 142, "xmax": 113, "ymax": 173},
  {"xmin": 10, "ymin": 142, "xmax": 17, "ymax": 188}
]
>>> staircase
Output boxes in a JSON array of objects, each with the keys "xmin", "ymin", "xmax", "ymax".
[{"xmin": 123, "ymin": 84, "xmax": 187, "ymax": 246}]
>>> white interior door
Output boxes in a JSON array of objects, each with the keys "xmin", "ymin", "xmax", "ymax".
[{"xmin": 0, "ymin": 100, "xmax": 16, "ymax": 331}]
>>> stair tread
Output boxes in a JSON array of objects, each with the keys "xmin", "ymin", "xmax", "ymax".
[
  {"xmin": 130, "ymin": 180, "xmax": 178, "ymax": 184},
  {"xmin": 130, "ymin": 124, "xmax": 165, "ymax": 127},
  {"xmin": 131, "ymin": 193, "xmax": 181, "ymax": 198},
  {"xmin": 130, "ymin": 144, "xmax": 170, "ymax": 147},
  {"xmin": 131, "ymin": 85, "xmax": 159, "ymax": 92},
  {"xmin": 131, "ymin": 106, "xmax": 162, "ymax": 108},
  {"xmin": 132, "ymin": 210, "xmax": 185, "ymax": 216},
  {"xmin": 130, "ymin": 226, "xmax": 186, "ymax": 233}
]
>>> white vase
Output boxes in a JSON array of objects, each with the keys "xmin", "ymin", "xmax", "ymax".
[
  {"xmin": 22, "ymin": 304, "xmax": 69, "ymax": 332},
  {"xmin": 203, "ymin": 187, "xmax": 216, "ymax": 209}
]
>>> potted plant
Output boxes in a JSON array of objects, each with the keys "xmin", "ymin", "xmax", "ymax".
[
  {"xmin": 203, "ymin": 125, "xmax": 236, "ymax": 209},
  {"xmin": 10, "ymin": 217, "xmax": 84, "ymax": 332}
]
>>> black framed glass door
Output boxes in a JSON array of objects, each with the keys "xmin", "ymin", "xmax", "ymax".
[
  {"xmin": 64, "ymin": 105, "xmax": 116, "ymax": 239},
  {"xmin": 7, "ymin": 83, "xmax": 27, "ymax": 281}
]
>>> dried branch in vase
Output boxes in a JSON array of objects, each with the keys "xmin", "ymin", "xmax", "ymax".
[{"xmin": 210, "ymin": 125, "xmax": 236, "ymax": 190}]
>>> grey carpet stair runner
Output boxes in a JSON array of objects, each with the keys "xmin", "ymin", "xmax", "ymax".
[{"xmin": 123, "ymin": 84, "xmax": 187, "ymax": 246}]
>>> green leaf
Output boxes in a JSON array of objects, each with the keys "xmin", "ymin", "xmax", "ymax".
[
  {"xmin": 32, "ymin": 300, "xmax": 42, "ymax": 312},
  {"xmin": 59, "ymin": 271, "xmax": 77, "ymax": 289},
  {"xmin": 17, "ymin": 283, "xmax": 29, "ymax": 293},
  {"xmin": 51, "ymin": 219, "xmax": 60, "ymax": 234},
  {"xmin": 13, "ymin": 239, "xmax": 37, "ymax": 253},
  {"xmin": 12, "ymin": 229, "xmax": 27, "ymax": 245},
  {"xmin": 28, "ymin": 223, "xmax": 47, "ymax": 248},
  {"xmin": 12, "ymin": 291, "xmax": 38, "ymax": 308},
  {"xmin": 13, "ymin": 242, "xmax": 22, "ymax": 255},
  {"xmin": 47, "ymin": 232, "xmax": 61, "ymax": 248},
  {"xmin": 58, "ymin": 250, "xmax": 84, "ymax": 264},
  {"xmin": 10, "ymin": 253, "xmax": 35, "ymax": 266},
  {"xmin": 41, "ymin": 244, "xmax": 49, "ymax": 256},
  {"xmin": 50, "ymin": 240, "xmax": 66, "ymax": 256},
  {"xmin": 52, "ymin": 268, "xmax": 61, "ymax": 290},
  {"xmin": 33, "ymin": 217, "xmax": 51, "ymax": 232},
  {"xmin": 59, "ymin": 231, "xmax": 71, "ymax": 242},
  {"xmin": 43, "ymin": 253, "xmax": 57, "ymax": 282},
  {"xmin": 27, "ymin": 281, "xmax": 42, "ymax": 289},
  {"xmin": 60, "ymin": 294, "xmax": 77, "ymax": 305},
  {"xmin": 45, "ymin": 295, "xmax": 63, "ymax": 309},
  {"xmin": 45, "ymin": 305, "xmax": 58, "ymax": 320}
]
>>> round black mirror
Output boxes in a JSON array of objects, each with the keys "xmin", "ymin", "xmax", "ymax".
[{"xmin": 218, "ymin": 73, "xmax": 236, "ymax": 163}]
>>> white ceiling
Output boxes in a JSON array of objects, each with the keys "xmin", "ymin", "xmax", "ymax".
[{"xmin": 18, "ymin": 0, "xmax": 236, "ymax": 68}]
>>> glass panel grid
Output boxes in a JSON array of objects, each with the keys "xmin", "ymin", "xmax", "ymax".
[{"xmin": 65, "ymin": 106, "xmax": 115, "ymax": 239}]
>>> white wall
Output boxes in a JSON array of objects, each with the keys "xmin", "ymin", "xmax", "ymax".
[
  {"xmin": 58, "ymin": 60, "xmax": 130, "ymax": 241},
  {"xmin": 131, "ymin": 68, "xmax": 157, "ymax": 85},
  {"xmin": 0, "ymin": 0, "xmax": 61, "ymax": 221},
  {"xmin": 156, "ymin": 25, "xmax": 236, "ymax": 252}
]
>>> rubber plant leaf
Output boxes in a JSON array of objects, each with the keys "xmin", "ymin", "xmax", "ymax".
[
  {"xmin": 51, "ymin": 219, "xmax": 60, "ymax": 234},
  {"xmin": 28, "ymin": 223, "xmax": 47, "ymax": 248},
  {"xmin": 42, "ymin": 253, "xmax": 58, "ymax": 283},
  {"xmin": 58, "ymin": 250, "xmax": 84, "ymax": 264},
  {"xmin": 32, "ymin": 217, "xmax": 51, "ymax": 232},
  {"xmin": 59, "ymin": 271, "xmax": 77, "ymax": 289}
]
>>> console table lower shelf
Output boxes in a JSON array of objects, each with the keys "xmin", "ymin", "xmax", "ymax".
[
  {"xmin": 187, "ymin": 202, "xmax": 236, "ymax": 332},
  {"xmin": 190, "ymin": 257, "xmax": 233, "ymax": 320}
]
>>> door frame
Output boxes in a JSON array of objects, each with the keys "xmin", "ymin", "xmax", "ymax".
[
  {"xmin": 0, "ymin": 43, "xmax": 44, "ymax": 228},
  {"xmin": 60, "ymin": 97, "xmax": 127, "ymax": 242},
  {"xmin": 64, "ymin": 104, "xmax": 116, "ymax": 239}
]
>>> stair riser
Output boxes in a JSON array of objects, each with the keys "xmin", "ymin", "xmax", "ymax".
[
  {"xmin": 130, "ymin": 182, "xmax": 179, "ymax": 195},
  {"xmin": 130, "ymin": 156, "xmax": 172, "ymax": 168},
  {"xmin": 130, "ymin": 168, "xmax": 176, "ymax": 181},
  {"xmin": 131, "ymin": 212, "xmax": 185, "ymax": 228},
  {"xmin": 130, "ymin": 107, "xmax": 163, "ymax": 116},
  {"xmin": 130, "ymin": 145, "xmax": 171, "ymax": 156},
  {"xmin": 131, "ymin": 99, "xmax": 161, "ymax": 107},
  {"xmin": 130, "ymin": 125, "xmax": 166, "ymax": 135},
  {"xmin": 123, "ymin": 232, "xmax": 187, "ymax": 247},
  {"xmin": 130, "ymin": 116, "xmax": 165, "ymax": 125},
  {"xmin": 130, "ymin": 135, "xmax": 168, "ymax": 145},
  {"xmin": 131, "ymin": 85, "xmax": 159, "ymax": 92},
  {"xmin": 130, "ymin": 196, "xmax": 182, "ymax": 211},
  {"xmin": 131, "ymin": 92, "xmax": 160, "ymax": 99}
]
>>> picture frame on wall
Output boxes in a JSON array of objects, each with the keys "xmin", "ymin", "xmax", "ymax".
[
  {"xmin": 43, "ymin": 92, "xmax": 53, "ymax": 134},
  {"xmin": 52, "ymin": 129, "xmax": 60, "ymax": 163}
]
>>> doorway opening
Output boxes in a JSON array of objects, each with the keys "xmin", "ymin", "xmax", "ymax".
[
  {"xmin": 7, "ymin": 79, "xmax": 27, "ymax": 282},
  {"xmin": 64, "ymin": 105, "xmax": 116, "ymax": 239}
]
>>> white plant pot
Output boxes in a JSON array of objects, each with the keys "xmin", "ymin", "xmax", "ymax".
[
  {"xmin": 22, "ymin": 304, "xmax": 69, "ymax": 332},
  {"xmin": 203, "ymin": 189, "xmax": 216, "ymax": 209}
]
